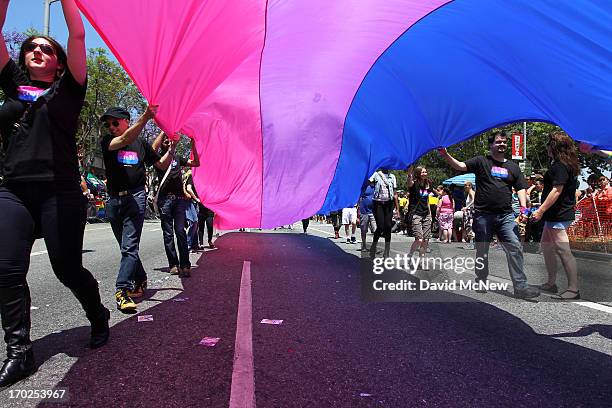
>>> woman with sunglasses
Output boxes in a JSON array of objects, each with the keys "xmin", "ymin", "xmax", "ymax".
[
  {"xmin": 0, "ymin": 0, "xmax": 110, "ymax": 386},
  {"xmin": 531, "ymin": 132, "xmax": 580, "ymax": 300}
]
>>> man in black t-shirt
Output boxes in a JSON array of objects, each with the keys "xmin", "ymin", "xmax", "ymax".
[
  {"xmin": 100, "ymin": 106, "xmax": 175, "ymax": 313},
  {"xmin": 151, "ymin": 132, "xmax": 200, "ymax": 277},
  {"xmin": 439, "ymin": 132, "xmax": 539, "ymax": 299}
]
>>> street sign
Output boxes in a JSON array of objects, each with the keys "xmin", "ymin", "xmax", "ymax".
[{"xmin": 512, "ymin": 133, "xmax": 524, "ymax": 160}]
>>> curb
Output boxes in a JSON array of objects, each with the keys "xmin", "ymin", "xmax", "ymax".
[{"xmin": 571, "ymin": 249, "xmax": 612, "ymax": 263}]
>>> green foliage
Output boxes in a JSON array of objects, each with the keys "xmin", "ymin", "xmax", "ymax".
[{"xmin": 77, "ymin": 48, "xmax": 147, "ymax": 167}]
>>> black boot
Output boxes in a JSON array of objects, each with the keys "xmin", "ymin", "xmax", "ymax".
[
  {"xmin": 369, "ymin": 239, "xmax": 379, "ymax": 258},
  {"xmin": 383, "ymin": 241, "xmax": 391, "ymax": 258},
  {"xmin": 0, "ymin": 284, "xmax": 37, "ymax": 387},
  {"xmin": 69, "ymin": 277, "xmax": 110, "ymax": 349}
]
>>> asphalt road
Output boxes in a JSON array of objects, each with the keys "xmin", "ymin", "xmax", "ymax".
[{"xmin": 0, "ymin": 220, "xmax": 611, "ymax": 407}]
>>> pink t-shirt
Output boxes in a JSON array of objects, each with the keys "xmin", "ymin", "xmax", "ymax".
[{"xmin": 439, "ymin": 195, "xmax": 454, "ymax": 214}]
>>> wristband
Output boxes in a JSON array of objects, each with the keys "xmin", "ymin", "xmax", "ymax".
[{"xmin": 520, "ymin": 206, "xmax": 530, "ymax": 216}]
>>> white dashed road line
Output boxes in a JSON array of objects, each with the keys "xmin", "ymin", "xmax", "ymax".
[{"xmin": 229, "ymin": 261, "xmax": 256, "ymax": 408}]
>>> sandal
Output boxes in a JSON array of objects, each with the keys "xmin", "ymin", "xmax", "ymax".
[
  {"xmin": 538, "ymin": 283, "xmax": 558, "ymax": 294},
  {"xmin": 552, "ymin": 289, "xmax": 580, "ymax": 300}
]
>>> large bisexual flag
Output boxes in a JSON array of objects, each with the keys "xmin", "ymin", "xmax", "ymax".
[{"xmin": 76, "ymin": 0, "xmax": 612, "ymax": 229}]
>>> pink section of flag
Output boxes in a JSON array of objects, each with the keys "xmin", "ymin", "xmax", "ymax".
[{"xmin": 76, "ymin": 0, "xmax": 265, "ymax": 228}]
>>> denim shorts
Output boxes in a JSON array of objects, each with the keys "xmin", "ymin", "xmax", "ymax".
[{"xmin": 544, "ymin": 220, "xmax": 573, "ymax": 230}]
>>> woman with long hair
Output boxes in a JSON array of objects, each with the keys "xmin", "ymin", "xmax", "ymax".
[
  {"xmin": 436, "ymin": 186, "xmax": 455, "ymax": 243},
  {"xmin": 531, "ymin": 132, "xmax": 580, "ymax": 300},
  {"xmin": 407, "ymin": 166, "xmax": 433, "ymax": 260},
  {"xmin": 0, "ymin": 0, "xmax": 110, "ymax": 386}
]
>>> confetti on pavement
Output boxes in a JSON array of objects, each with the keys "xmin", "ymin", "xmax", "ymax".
[
  {"xmin": 260, "ymin": 319, "xmax": 283, "ymax": 325},
  {"xmin": 138, "ymin": 315, "xmax": 154, "ymax": 322},
  {"xmin": 199, "ymin": 337, "xmax": 220, "ymax": 347}
]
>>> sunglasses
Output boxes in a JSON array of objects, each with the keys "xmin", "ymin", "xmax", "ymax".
[
  {"xmin": 24, "ymin": 42, "xmax": 56, "ymax": 56},
  {"xmin": 103, "ymin": 120, "xmax": 120, "ymax": 128}
]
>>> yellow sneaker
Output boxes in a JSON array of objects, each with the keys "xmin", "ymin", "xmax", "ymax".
[{"xmin": 115, "ymin": 289, "xmax": 137, "ymax": 313}]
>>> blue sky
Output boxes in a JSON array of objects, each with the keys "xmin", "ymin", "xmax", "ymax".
[{"xmin": 5, "ymin": 0, "xmax": 111, "ymax": 54}]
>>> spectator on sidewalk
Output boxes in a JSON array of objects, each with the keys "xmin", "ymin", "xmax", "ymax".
[
  {"xmin": 439, "ymin": 132, "xmax": 539, "ymax": 299},
  {"xmin": 531, "ymin": 132, "xmax": 580, "ymax": 300},
  {"xmin": 301, "ymin": 218, "xmax": 310, "ymax": 234},
  {"xmin": 342, "ymin": 205, "xmax": 358, "ymax": 243},
  {"xmin": 596, "ymin": 175, "xmax": 612, "ymax": 199},
  {"xmin": 436, "ymin": 186, "xmax": 455, "ymax": 243}
]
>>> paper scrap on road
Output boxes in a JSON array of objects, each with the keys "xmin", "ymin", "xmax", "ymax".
[
  {"xmin": 173, "ymin": 297, "xmax": 190, "ymax": 302},
  {"xmin": 199, "ymin": 337, "xmax": 220, "ymax": 347},
  {"xmin": 360, "ymin": 393, "xmax": 372, "ymax": 397},
  {"xmin": 30, "ymin": 306, "xmax": 39, "ymax": 310},
  {"xmin": 260, "ymin": 319, "xmax": 283, "ymax": 325},
  {"xmin": 138, "ymin": 315, "xmax": 154, "ymax": 322}
]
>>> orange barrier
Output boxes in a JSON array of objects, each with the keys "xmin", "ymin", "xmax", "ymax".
[{"xmin": 568, "ymin": 193, "xmax": 612, "ymax": 252}]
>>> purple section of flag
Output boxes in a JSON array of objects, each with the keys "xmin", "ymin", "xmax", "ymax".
[{"xmin": 259, "ymin": 0, "xmax": 449, "ymax": 227}]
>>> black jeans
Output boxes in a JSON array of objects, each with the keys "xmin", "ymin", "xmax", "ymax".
[
  {"xmin": 198, "ymin": 212, "xmax": 214, "ymax": 245},
  {"xmin": 0, "ymin": 182, "xmax": 103, "ymax": 317},
  {"xmin": 372, "ymin": 200, "xmax": 394, "ymax": 242},
  {"xmin": 0, "ymin": 182, "xmax": 97, "ymax": 287},
  {"xmin": 158, "ymin": 196, "xmax": 189, "ymax": 268}
]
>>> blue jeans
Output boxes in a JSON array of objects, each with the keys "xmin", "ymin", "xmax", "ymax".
[
  {"xmin": 185, "ymin": 201, "xmax": 199, "ymax": 249},
  {"xmin": 473, "ymin": 212, "xmax": 528, "ymax": 290},
  {"xmin": 158, "ymin": 196, "xmax": 190, "ymax": 268},
  {"xmin": 106, "ymin": 189, "xmax": 147, "ymax": 290}
]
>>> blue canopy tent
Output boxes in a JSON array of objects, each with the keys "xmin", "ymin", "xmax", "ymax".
[{"xmin": 443, "ymin": 173, "xmax": 476, "ymax": 187}]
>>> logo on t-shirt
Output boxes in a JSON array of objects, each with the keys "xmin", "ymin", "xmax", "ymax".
[
  {"xmin": 491, "ymin": 166, "xmax": 509, "ymax": 179},
  {"xmin": 117, "ymin": 150, "xmax": 139, "ymax": 165},
  {"xmin": 17, "ymin": 86, "xmax": 50, "ymax": 102},
  {"xmin": 420, "ymin": 189, "xmax": 429, "ymax": 197}
]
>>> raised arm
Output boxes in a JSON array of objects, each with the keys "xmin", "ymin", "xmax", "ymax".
[
  {"xmin": 151, "ymin": 131, "xmax": 166, "ymax": 152},
  {"xmin": 406, "ymin": 165, "xmax": 415, "ymax": 188},
  {"xmin": 154, "ymin": 139, "xmax": 177, "ymax": 171},
  {"xmin": 107, "ymin": 105, "xmax": 157, "ymax": 151},
  {"xmin": 438, "ymin": 148, "xmax": 467, "ymax": 172},
  {"xmin": 61, "ymin": 0, "xmax": 86, "ymax": 85},
  {"xmin": 186, "ymin": 137, "xmax": 200, "ymax": 167},
  {"xmin": 0, "ymin": 0, "xmax": 10, "ymax": 70}
]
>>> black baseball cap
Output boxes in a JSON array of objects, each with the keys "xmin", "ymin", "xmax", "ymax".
[{"xmin": 100, "ymin": 107, "xmax": 130, "ymax": 122}]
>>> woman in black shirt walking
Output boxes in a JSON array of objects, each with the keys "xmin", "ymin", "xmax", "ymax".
[
  {"xmin": 531, "ymin": 132, "xmax": 580, "ymax": 300},
  {"xmin": 0, "ymin": 0, "xmax": 109, "ymax": 386}
]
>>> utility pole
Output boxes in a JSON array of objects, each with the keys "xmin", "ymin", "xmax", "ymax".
[
  {"xmin": 523, "ymin": 121, "xmax": 527, "ymax": 160},
  {"xmin": 43, "ymin": 0, "xmax": 61, "ymax": 36}
]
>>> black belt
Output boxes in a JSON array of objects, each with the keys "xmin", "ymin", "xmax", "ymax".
[{"xmin": 109, "ymin": 187, "xmax": 144, "ymax": 198}]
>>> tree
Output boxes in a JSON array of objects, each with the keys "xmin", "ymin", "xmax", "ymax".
[{"xmin": 77, "ymin": 48, "xmax": 147, "ymax": 170}]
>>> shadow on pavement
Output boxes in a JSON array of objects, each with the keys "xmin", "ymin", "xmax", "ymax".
[
  {"xmin": 550, "ymin": 324, "xmax": 612, "ymax": 341},
  {"xmin": 23, "ymin": 232, "xmax": 611, "ymax": 407}
]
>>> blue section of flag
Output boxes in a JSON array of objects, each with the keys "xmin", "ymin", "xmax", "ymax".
[{"xmin": 319, "ymin": 0, "xmax": 612, "ymax": 213}]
